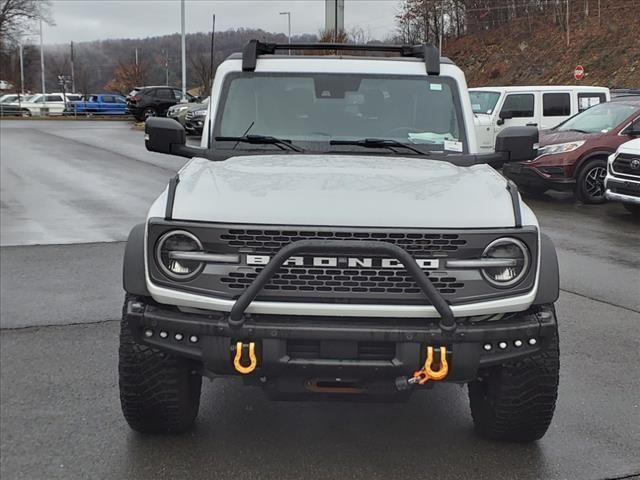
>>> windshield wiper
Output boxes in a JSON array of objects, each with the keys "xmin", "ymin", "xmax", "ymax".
[
  {"xmin": 561, "ymin": 128, "xmax": 590, "ymax": 134},
  {"xmin": 329, "ymin": 138, "xmax": 426, "ymax": 155},
  {"xmin": 215, "ymin": 134, "xmax": 304, "ymax": 152}
]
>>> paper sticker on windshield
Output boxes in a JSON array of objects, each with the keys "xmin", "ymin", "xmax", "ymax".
[
  {"xmin": 444, "ymin": 140, "xmax": 463, "ymax": 152},
  {"xmin": 430, "ymin": 83, "xmax": 443, "ymax": 91}
]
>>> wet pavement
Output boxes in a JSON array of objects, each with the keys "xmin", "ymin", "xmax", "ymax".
[{"xmin": 1, "ymin": 120, "xmax": 639, "ymax": 480}]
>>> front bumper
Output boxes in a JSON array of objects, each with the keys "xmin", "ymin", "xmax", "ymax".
[
  {"xmin": 184, "ymin": 116, "xmax": 205, "ymax": 134},
  {"xmin": 503, "ymin": 163, "xmax": 574, "ymax": 191},
  {"xmin": 126, "ymin": 299, "xmax": 557, "ymax": 382},
  {"xmin": 605, "ymin": 175, "xmax": 640, "ymax": 205}
]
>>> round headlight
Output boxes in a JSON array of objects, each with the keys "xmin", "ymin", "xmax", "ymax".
[
  {"xmin": 481, "ymin": 237, "xmax": 530, "ymax": 288},
  {"xmin": 155, "ymin": 230, "xmax": 204, "ymax": 280}
]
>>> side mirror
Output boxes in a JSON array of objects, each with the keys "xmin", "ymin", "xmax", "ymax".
[
  {"xmin": 494, "ymin": 126, "xmax": 539, "ymax": 164},
  {"xmin": 145, "ymin": 117, "xmax": 201, "ymax": 158},
  {"xmin": 499, "ymin": 110, "xmax": 514, "ymax": 120},
  {"xmin": 497, "ymin": 110, "xmax": 513, "ymax": 126}
]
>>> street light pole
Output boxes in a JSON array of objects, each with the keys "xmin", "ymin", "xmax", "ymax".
[
  {"xmin": 70, "ymin": 41, "xmax": 75, "ymax": 93},
  {"xmin": 19, "ymin": 42, "xmax": 25, "ymax": 95},
  {"xmin": 279, "ymin": 11, "xmax": 291, "ymax": 54},
  {"xmin": 39, "ymin": 17, "xmax": 45, "ymax": 95},
  {"xmin": 181, "ymin": 0, "xmax": 186, "ymax": 98}
]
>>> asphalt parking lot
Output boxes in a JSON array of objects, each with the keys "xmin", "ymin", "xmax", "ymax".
[{"xmin": 1, "ymin": 119, "xmax": 639, "ymax": 480}]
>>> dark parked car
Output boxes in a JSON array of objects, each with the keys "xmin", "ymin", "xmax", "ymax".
[
  {"xmin": 503, "ymin": 99, "xmax": 640, "ymax": 203},
  {"xmin": 125, "ymin": 86, "xmax": 193, "ymax": 121},
  {"xmin": 67, "ymin": 94, "xmax": 127, "ymax": 115},
  {"xmin": 184, "ymin": 98, "xmax": 209, "ymax": 136}
]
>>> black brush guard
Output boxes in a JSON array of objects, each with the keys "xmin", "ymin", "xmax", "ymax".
[{"xmin": 227, "ymin": 240, "xmax": 456, "ymax": 334}]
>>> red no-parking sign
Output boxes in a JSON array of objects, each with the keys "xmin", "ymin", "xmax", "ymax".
[{"xmin": 574, "ymin": 65, "xmax": 585, "ymax": 80}]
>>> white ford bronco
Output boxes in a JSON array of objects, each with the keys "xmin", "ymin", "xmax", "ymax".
[{"xmin": 120, "ymin": 41, "xmax": 560, "ymax": 442}]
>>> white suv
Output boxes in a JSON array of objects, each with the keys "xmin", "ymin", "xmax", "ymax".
[
  {"xmin": 120, "ymin": 40, "xmax": 560, "ymax": 443},
  {"xmin": 605, "ymin": 137, "xmax": 640, "ymax": 216},
  {"xmin": 15, "ymin": 93, "xmax": 82, "ymax": 116}
]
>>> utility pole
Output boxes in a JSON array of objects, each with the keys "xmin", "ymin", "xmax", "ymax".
[
  {"xmin": 181, "ymin": 0, "xmax": 186, "ymax": 98},
  {"xmin": 566, "ymin": 0, "xmax": 570, "ymax": 47},
  {"xmin": 39, "ymin": 17, "xmax": 45, "ymax": 95},
  {"xmin": 18, "ymin": 42, "xmax": 25, "ymax": 95},
  {"xmin": 210, "ymin": 14, "xmax": 216, "ymax": 89},
  {"xmin": 439, "ymin": 0, "xmax": 445, "ymax": 55},
  {"xmin": 598, "ymin": 0, "xmax": 601, "ymax": 26},
  {"xmin": 70, "ymin": 41, "xmax": 75, "ymax": 93},
  {"xmin": 279, "ymin": 12, "xmax": 291, "ymax": 54},
  {"xmin": 163, "ymin": 49, "xmax": 169, "ymax": 85}
]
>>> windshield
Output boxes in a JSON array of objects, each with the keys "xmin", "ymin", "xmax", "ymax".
[
  {"xmin": 556, "ymin": 102, "xmax": 638, "ymax": 133},
  {"xmin": 214, "ymin": 73, "xmax": 467, "ymax": 153},
  {"xmin": 469, "ymin": 90, "xmax": 501, "ymax": 114}
]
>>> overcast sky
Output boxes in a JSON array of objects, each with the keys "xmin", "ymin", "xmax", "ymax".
[{"xmin": 41, "ymin": 0, "xmax": 401, "ymax": 45}]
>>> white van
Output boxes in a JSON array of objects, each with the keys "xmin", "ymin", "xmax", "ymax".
[
  {"xmin": 14, "ymin": 92, "xmax": 83, "ymax": 116},
  {"xmin": 470, "ymin": 86, "xmax": 610, "ymax": 152}
]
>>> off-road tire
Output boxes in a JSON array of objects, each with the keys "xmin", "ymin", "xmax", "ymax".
[
  {"xmin": 468, "ymin": 319, "xmax": 559, "ymax": 443},
  {"xmin": 575, "ymin": 158, "xmax": 607, "ymax": 204},
  {"xmin": 119, "ymin": 294, "xmax": 202, "ymax": 433},
  {"xmin": 623, "ymin": 203, "xmax": 640, "ymax": 217}
]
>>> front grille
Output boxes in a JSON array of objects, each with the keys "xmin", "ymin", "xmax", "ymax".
[
  {"xmin": 287, "ymin": 340, "xmax": 395, "ymax": 360},
  {"xmin": 222, "ymin": 267, "xmax": 463, "ymax": 295},
  {"xmin": 220, "ymin": 229, "xmax": 466, "ymax": 255},
  {"xmin": 147, "ymin": 221, "xmax": 540, "ymax": 306},
  {"xmin": 613, "ymin": 153, "xmax": 640, "ymax": 178}
]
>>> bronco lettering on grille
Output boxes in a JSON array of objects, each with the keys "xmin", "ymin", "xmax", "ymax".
[{"xmin": 245, "ymin": 255, "xmax": 440, "ymax": 269}]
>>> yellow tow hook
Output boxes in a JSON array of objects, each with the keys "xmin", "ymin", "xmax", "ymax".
[
  {"xmin": 233, "ymin": 341, "xmax": 258, "ymax": 374},
  {"xmin": 411, "ymin": 346, "xmax": 449, "ymax": 385}
]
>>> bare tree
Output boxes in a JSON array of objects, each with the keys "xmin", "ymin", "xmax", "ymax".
[
  {"xmin": 188, "ymin": 49, "xmax": 213, "ymax": 96},
  {"xmin": 0, "ymin": 0, "xmax": 51, "ymax": 43},
  {"xmin": 105, "ymin": 60, "xmax": 149, "ymax": 95}
]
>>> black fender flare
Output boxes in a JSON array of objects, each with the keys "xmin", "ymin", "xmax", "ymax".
[
  {"xmin": 123, "ymin": 223, "xmax": 150, "ymax": 296},
  {"xmin": 533, "ymin": 233, "xmax": 559, "ymax": 305}
]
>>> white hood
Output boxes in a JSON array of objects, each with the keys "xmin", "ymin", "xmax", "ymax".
[{"xmin": 164, "ymin": 155, "xmax": 528, "ymax": 229}]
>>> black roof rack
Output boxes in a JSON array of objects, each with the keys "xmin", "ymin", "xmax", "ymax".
[{"xmin": 241, "ymin": 39, "xmax": 440, "ymax": 76}]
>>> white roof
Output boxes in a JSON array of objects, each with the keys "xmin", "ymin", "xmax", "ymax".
[{"xmin": 469, "ymin": 85, "xmax": 609, "ymax": 93}]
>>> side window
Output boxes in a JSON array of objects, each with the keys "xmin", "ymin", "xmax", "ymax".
[
  {"xmin": 501, "ymin": 94, "xmax": 534, "ymax": 118},
  {"xmin": 578, "ymin": 92, "xmax": 606, "ymax": 112},
  {"xmin": 45, "ymin": 95, "xmax": 63, "ymax": 102},
  {"xmin": 543, "ymin": 93, "xmax": 571, "ymax": 117},
  {"xmin": 102, "ymin": 96, "xmax": 115, "ymax": 103},
  {"xmin": 156, "ymin": 88, "xmax": 174, "ymax": 100},
  {"xmin": 116, "ymin": 96, "xmax": 125, "ymax": 103},
  {"xmin": 89, "ymin": 95, "xmax": 99, "ymax": 102},
  {"xmin": 623, "ymin": 116, "xmax": 640, "ymax": 134}
]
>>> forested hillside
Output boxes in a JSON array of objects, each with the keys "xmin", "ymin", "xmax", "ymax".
[{"xmin": 1, "ymin": 0, "xmax": 637, "ymax": 95}]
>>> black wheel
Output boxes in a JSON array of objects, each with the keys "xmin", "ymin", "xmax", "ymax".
[
  {"xmin": 468, "ymin": 311, "xmax": 559, "ymax": 443},
  {"xmin": 143, "ymin": 107, "xmax": 157, "ymax": 119},
  {"xmin": 623, "ymin": 203, "xmax": 640, "ymax": 217},
  {"xmin": 119, "ymin": 294, "xmax": 202, "ymax": 433},
  {"xmin": 518, "ymin": 184, "xmax": 548, "ymax": 197},
  {"xmin": 575, "ymin": 158, "xmax": 607, "ymax": 204},
  {"xmin": 21, "ymin": 109, "xmax": 31, "ymax": 117}
]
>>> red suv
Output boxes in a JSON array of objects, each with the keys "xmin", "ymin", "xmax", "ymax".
[{"xmin": 503, "ymin": 99, "xmax": 640, "ymax": 203}]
